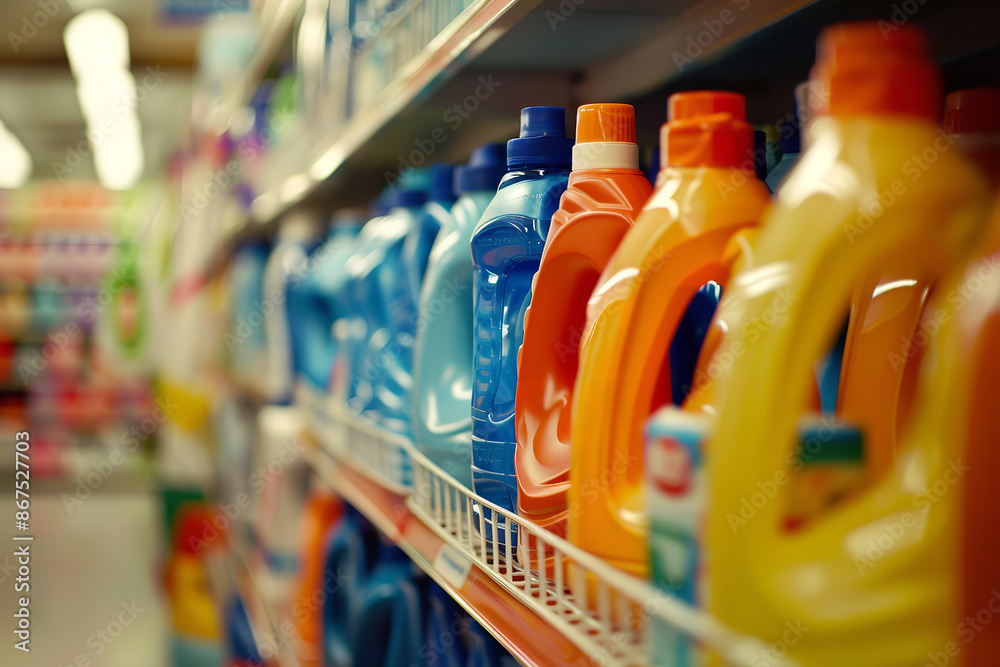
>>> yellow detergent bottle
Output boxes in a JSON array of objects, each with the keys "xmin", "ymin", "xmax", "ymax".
[
  {"xmin": 705, "ymin": 23, "xmax": 990, "ymax": 665},
  {"xmin": 568, "ymin": 91, "xmax": 770, "ymax": 578}
]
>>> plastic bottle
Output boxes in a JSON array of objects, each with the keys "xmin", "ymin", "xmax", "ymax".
[
  {"xmin": 377, "ymin": 165, "xmax": 456, "ymax": 435},
  {"xmin": 470, "ymin": 107, "xmax": 573, "ymax": 548},
  {"xmin": 567, "ymin": 92, "xmax": 770, "ymax": 578},
  {"xmin": 413, "ymin": 144, "xmax": 506, "ymax": 486},
  {"xmin": 293, "ymin": 490, "xmax": 344, "ymax": 666},
  {"xmin": 322, "ymin": 507, "xmax": 381, "ymax": 667},
  {"xmin": 288, "ymin": 211, "xmax": 365, "ymax": 393},
  {"xmin": 263, "ymin": 213, "xmax": 321, "ymax": 404},
  {"xmin": 227, "ymin": 240, "xmax": 270, "ymax": 387},
  {"xmin": 343, "ymin": 173, "xmax": 428, "ymax": 420},
  {"xmin": 704, "ymin": 24, "xmax": 990, "ymax": 664},
  {"xmin": 426, "ymin": 583, "xmax": 467, "ymax": 667},
  {"xmin": 514, "ymin": 104, "xmax": 651, "ymax": 555},
  {"xmin": 351, "ymin": 543, "xmax": 426, "ymax": 667},
  {"xmin": 945, "ymin": 87, "xmax": 1000, "ymax": 252},
  {"xmin": 764, "ymin": 97, "xmax": 802, "ymax": 192}
]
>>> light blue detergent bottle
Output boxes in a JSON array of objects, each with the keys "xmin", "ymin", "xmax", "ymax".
[
  {"xmin": 322, "ymin": 506, "xmax": 380, "ymax": 667},
  {"xmin": 351, "ymin": 542, "xmax": 427, "ymax": 667},
  {"xmin": 287, "ymin": 210, "xmax": 366, "ymax": 393},
  {"xmin": 413, "ymin": 144, "xmax": 506, "ymax": 485},
  {"xmin": 376, "ymin": 164, "xmax": 456, "ymax": 435},
  {"xmin": 263, "ymin": 214, "xmax": 322, "ymax": 404},
  {"xmin": 425, "ymin": 583, "xmax": 467, "ymax": 667},
  {"xmin": 466, "ymin": 619, "xmax": 518, "ymax": 667},
  {"xmin": 227, "ymin": 240, "xmax": 270, "ymax": 379},
  {"xmin": 764, "ymin": 96, "xmax": 802, "ymax": 192},
  {"xmin": 343, "ymin": 173, "xmax": 428, "ymax": 420},
  {"xmin": 470, "ymin": 107, "xmax": 573, "ymax": 549}
]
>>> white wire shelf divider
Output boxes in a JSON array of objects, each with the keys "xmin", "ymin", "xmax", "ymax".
[{"xmin": 296, "ymin": 382, "xmax": 798, "ymax": 667}]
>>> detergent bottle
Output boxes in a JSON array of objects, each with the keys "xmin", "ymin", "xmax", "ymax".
[
  {"xmin": 343, "ymin": 174, "xmax": 428, "ymax": 420},
  {"xmin": 351, "ymin": 542, "xmax": 426, "ymax": 667},
  {"xmin": 323, "ymin": 507, "xmax": 381, "ymax": 667},
  {"xmin": 227, "ymin": 239, "xmax": 270, "ymax": 388},
  {"xmin": 764, "ymin": 96, "xmax": 802, "ymax": 192},
  {"xmin": 289, "ymin": 210, "xmax": 366, "ymax": 393},
  {"xmin": 377, "ymin": 165, "xmax": 456, "ymax": 435},
  {"xmin": 704, "ymin": 23, "xmax": 990, "ymax": 665},
  {"xmin": 426, "ymin": 583, "xmax": 467, "ymax": 667},
  {"xmin": 567, "ymin": 91, "xmax": 770, "ymax": 578},
  {"xmin": 263, "ymin": 213, "xmax": 321, "ymax": 404},
  {"xmin": 514, "ymin": 103, "xmax": 651, "ymax": 556},
  {"xmin": 293, "ymin": 490, "xmax": 344, "ymax": 666},
  {"xmin": 413, "ymin": 144, "xmax": 506, "ymax": 486},
  {"xmin": 470, "ymin": 107, "xmax": 573, "ymax": 548}
]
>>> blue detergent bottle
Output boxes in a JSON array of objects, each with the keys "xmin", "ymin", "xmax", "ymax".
[
  {"xmin": 225, "ymin": 597, "xmax": 262, "ymax": 666},
  {"xmin": 351, "ymin": 542, "xmax": 427, "ymax": 667},
  {"xmin": 424, "ymin": 583, "xmax": 467, "ymax": 667},
  {"xmin": 376, "ymin": 164, "xmax": 456, "ymax": 435},
  {"xmin": 413, "ymin": 144, "xmax": 506, "ymax": 485},
  {"xmin": 289, "ymin": 210, "xmax": 366, "ymax": 393},
  {"xmin": 764, "ymin": 94, "xmax": 802, "ymax": 192},
  {"xmin": 343, "ymin": 174, "xmax": 428, "ymax": 419},
  {"xmin": 470, "ymin": 107, "xmax": 572, "ymax": 548},
  {"xmin": 263, "ymin": 214, "xmax": 322, "ymax": 404},
  {"xmin": 322, "ymin": 507, "xmax": 381, "ymax": 667},
  {"xmin": 466, "ymin": 619, "xmax": 517, "ymax": 667},
  {"xmin": 227, "ymin": 240, "xmax": 270, "ymax": 382}
]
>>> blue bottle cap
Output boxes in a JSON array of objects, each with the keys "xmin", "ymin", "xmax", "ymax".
[
  {"xmin": 388, "ymin": 168, "xmax": 429, "ymax": 209},
  {"xmin": 455, "ymin": 143, "xmax": 507, "ymax": 194},
  {"xmin": 428, "ymin": 164, "xmax": 457, "ymax": 204},
  {"xmin": 506, "ymin": 107, "xmax": 573, "ymax": 169},
  {"xmin": 780, "ymin": 119, "xmax": 800, "ymax": 154}
]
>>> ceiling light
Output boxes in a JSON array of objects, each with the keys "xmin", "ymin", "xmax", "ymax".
[
  {"xmin": 64, "ymin": 9, "xmax": 130, "ymax": 80},
  {"xmin": 0, "ymin": 119, "xmax": 32, "ymax": 189}
]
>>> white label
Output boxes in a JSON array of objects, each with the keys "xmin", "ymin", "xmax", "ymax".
[{"xmin": 432, "ymin": 544, "xmax": 472, "ymax": 589}]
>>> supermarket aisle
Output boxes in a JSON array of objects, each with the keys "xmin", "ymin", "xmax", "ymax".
[{"xmin": 0, "ymin": 491, "xmax": 167, "ymax": 667}]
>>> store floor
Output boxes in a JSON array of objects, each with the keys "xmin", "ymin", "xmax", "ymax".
[{"xmin": 1, "ymin": 490, "xmax": 167, "ymax": 667}]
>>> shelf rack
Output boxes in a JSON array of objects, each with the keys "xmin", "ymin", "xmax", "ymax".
[{"xmin": 296, "ymin": 383, "xmax": 795, "ymax": 667}]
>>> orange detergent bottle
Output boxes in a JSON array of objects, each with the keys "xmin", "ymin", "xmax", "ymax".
[
  {"xmin": 514, "ymin": 104, "xmax": 652, "ymax": 555},
  {"xmin": 568, "ymin": 92, "xmax": 770, "ymax": 577},
  {"xmin": 704, "ymin": 23, "xmax": 990, "ymax": 665}
]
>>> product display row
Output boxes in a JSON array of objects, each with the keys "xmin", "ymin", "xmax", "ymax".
[{"xmin": 213, "ymin": 19, "xmax": 1000, "ymax": 666}]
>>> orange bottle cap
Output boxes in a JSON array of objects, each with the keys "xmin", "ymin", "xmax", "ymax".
[
  {"xmin": 661, "ymin": 91, "xmax": 753, "ymax": 169},
  {"xmin": 811, "ymin": 22, "xmax": 940, "ymax": 121},
  {"xmin": 575, "ymin": 103, "xmax": 637, "ymax": 143},
  {"xmin": 944, "ymin": 88, "xmax": 1000, "ymax": 134}
]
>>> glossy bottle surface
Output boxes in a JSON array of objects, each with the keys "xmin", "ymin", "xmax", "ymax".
[
  {"xmin": 514, "ymin": 165, "xmax": 651, "ymax": 545},
  {"xmin": 470, "ymin": 167, "xmax": 570, "ymax": 536},
  {"xmin": 414, "ymin": 190, "xmax": 495, "ymax": 486},
  {"xmin": 705, "ymin": 114, "xmax": 988, "ymax": 665}
]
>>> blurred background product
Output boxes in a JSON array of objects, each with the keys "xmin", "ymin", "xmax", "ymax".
[{"xmin": 3, "ymin": 1, "xmax": 1000, "ymax": 666}]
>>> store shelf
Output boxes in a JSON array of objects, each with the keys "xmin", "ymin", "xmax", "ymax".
[
  {"xmin": 209, "ymin": 0, "xmax": 305, "ymax": 134},
  {"xmin": 296, "ymin": 383, "xmax": 791, "ymax": 667},
  {"xmin": 248, "ymin": 0, "xmax": 544, "ymax": 223}
]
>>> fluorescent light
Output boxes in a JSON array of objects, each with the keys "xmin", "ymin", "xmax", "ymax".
[
  {"xmin": 64, "ymin": 9, "xmax": 143, "ymax": 190},
  {"xmin": 0, "ymin": 119, "xmax": 32, "ymax": 189},
  {"xmin": 92, "ymin": 114, "xmax": 144, "ymax": 191},
  {"xmin": 64, "ymin": 9, "xmax": 130, "ymax": 79}
]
